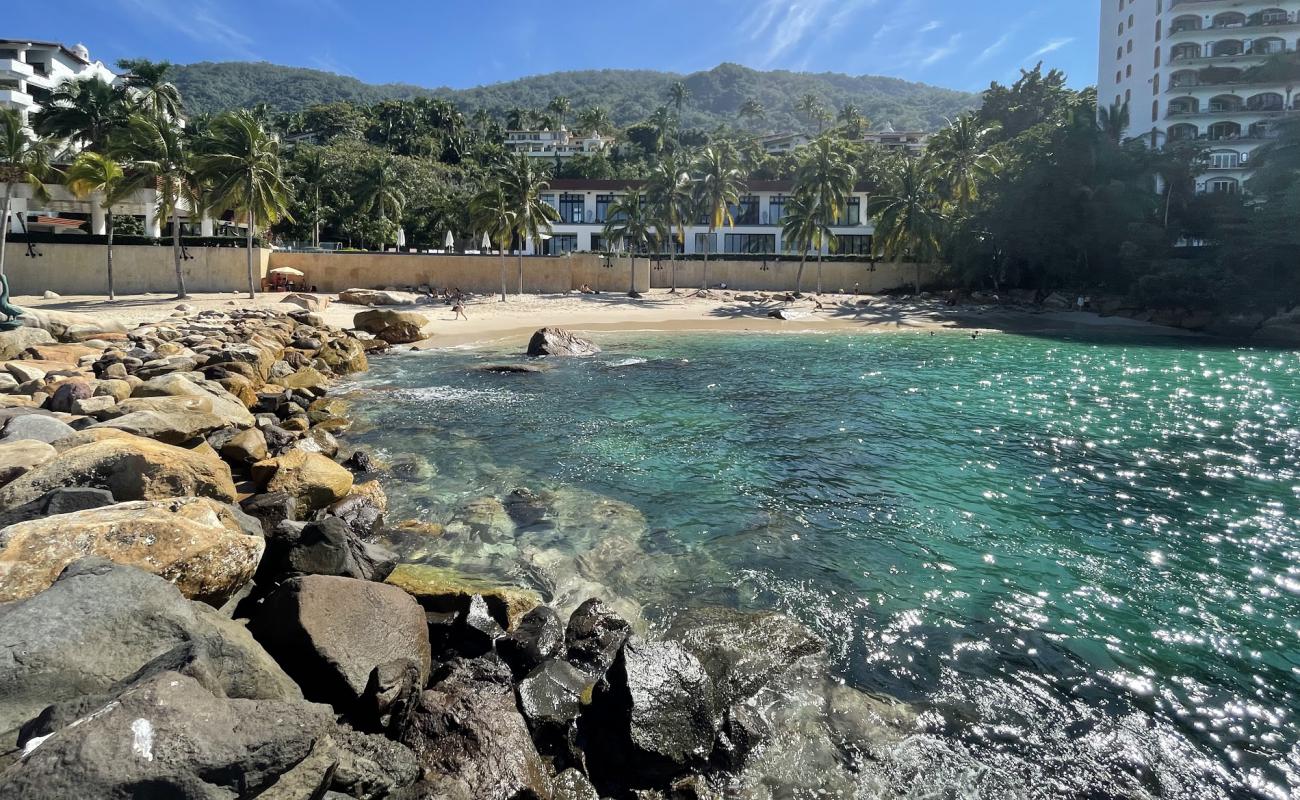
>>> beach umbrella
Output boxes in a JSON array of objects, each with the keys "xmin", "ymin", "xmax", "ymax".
[
  {"xmin": 269, "ymin": 267, "xmax": 305, "ymax": 277},
  {"xmin": 397, "ymin": 228, "xmax": 406, "ymax": 248},
  {"xmin": 444, "ymin": 231, "xmax": 455, "ymax": 250},
  {"xmin": 481, "ymin": 232, "xmax": 491, "ymax": 251}
]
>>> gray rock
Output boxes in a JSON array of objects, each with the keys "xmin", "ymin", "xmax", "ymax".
[
  {"xmin": 258, "ymin": 516, "xmax": 395, "ymax": 584},
  {"xmin": 0, "ymin": 558, "xmax": 301, "ymax": 741},
  {"xmin": 527, "ymin": 327, "xmax": 602, "ymax": 357},
  {"xmin": 565, "ymin": 597, "xmax": 631, "ymax": 677},
  {"xmin": 554, "ymin": 769, "xmax": 600, "ymax": 800},
  {"xmin": 0, "ymin": 486, "xmax": 116, "ymax": 528},
  {"xmin": 0, "ymin": 327, "xmax": 55, "ymax": 360},
  {"xmin": 498, "ymin": 604, "xmax": 564, "ymax": 678},
  {"xmin": 0, "ymin": 414, "xmax": 75, "ymax": 445}
]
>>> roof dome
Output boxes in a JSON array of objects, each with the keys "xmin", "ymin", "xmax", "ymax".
[{"xmin": 71, "ymin": 43, "xmax": 90, "ymax": 61}]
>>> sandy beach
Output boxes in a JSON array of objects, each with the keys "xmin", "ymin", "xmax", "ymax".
[{"xmin": 14, "ymin": 288, "xmax": 1193, "ymax": 349}]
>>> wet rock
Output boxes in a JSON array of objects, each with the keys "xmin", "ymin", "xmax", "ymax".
[
  {"xmin": 445, "ymin": 494, "xmax": 514, "ymax": 542},
  {"xmin": 250, "ymin": 574, "xmax": 431, "ymax": 729},
  {"xmin": 527, "ymin": 326, "xmax": 602, "ymax": 357},
  {"xmin": 505, "ymin": 486, "xmax": 554, "ymax": 529},
  {"xmin": 259, "ymin": 516, "xmax": 396, "ymax": 584},
  {"xmin": 713, "ymin": 703, "xmax": 770, "ymax": 770},
  {"xmin": 0, "ymin": 438, "xmax": 56, "ymax": 485},
  {"xmin": 554, "ymin": 769, "xmax": 600, "ymax": 800},
  {"xmin": 327, "ymin": 480, "xmax": 387, "ymax": 538},
  {"xmin": 474, "ymin": 362, "xmax": 553, "ymax": 374},
  {"xmin": 498, "ymin": 605, "xmax": 565, "ymax": 678},
  {"xmin": 0, "ymin": 433, "xmax": 237, "ymax": 510},
  {"xmin": 0, "ymin": 496, "xmax": 265, "ymax": 605},
  {"xmin": 565, "ymin": 597, "xmax": 631, "ymax": 677},
  {"xmin": 518, "ymin": 658, "xmax": 592, "ymax": 730},
  {"xmin": 354, "ymin": 309, "xmax": 429, "ymax": 344},
  {"xmin": 386, "ymin": 563, "xmax": 541, "ymax": 630},
  {"xmin": 0, "ymin": 558, "xmax": 301, "ymax": 740}
]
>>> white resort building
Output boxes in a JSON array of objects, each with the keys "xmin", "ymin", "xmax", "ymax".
[
  {"xmin": 525, "ymin": 179, "xmax": 875, "ymax": 257},
  {"xmin": 505, "ymin": 127, "xmax": 615, "ymax": 160},
  {"xmin": 759, "ymin": 127, "xmax": 929, "ymax": 157},
  {"xmin": 1098, "ymin": 0, "xmax": 1300, "ymax": 193}
]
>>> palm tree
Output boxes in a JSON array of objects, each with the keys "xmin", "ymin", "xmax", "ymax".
[
  {"xmin": 356, "ymin": 157, "xmax": 406, "ymax": 251},
  {"xmin": 693, "ymin": 146, "xmax": 743, "ymax": 292},
  {"xmin": 469, "ymin": 185, "xmax": 517, "ymax": 302},
  {"xmin": 870, "ymin": 159, "xmax": 945, "ymax": 294},
  {"xmin": 649, "ymin": 105, "xmax": 676, "ymax": 154},
  {"xmin": 838, "ymin": 104, "xmax": 867, "ymax": 137},
  {"xmin": 577, "ymin": 106, "xmax": 612, "ymax": 135},
  {"xmin": 813, "ymin": 107, "xmax": 834, "ymax": 134},
  {"xmin": 668, "ymin": 81, "xmax": 691, "ymax": 115},
  {"xmin": 796, "ymin": 93, "xmax": 823, "ymax": 131},
  {"xmin": 499, "ymin": 152, "xmax": 559, "ymax": 295},
  {"xmin": 602, "ymin": 188, "xmax": 653, "ymax": 296},
  {"xmin": 781, "ymin": 192, "xmax": 830, "ymax": 294},
  {"xmin": 547, "ymin": 96, "xmax": 572, "ymax": 129},
  {"xmin": 739, "ymin": 99, "xmax": 765, "ymax": 128},
  {"xmin": 925, "ymin": 115, "xmax": 1000, "ymax": 215},
  {"xmin": 646, "ymin": 154, "xmax": 693, "ymax": 294},
  {"xmin": 195, "ymin": 110, "xmax": 293, "ymax": 299},
  {"xmin": 295, "ymin": 146, "xmax": 328, "ymax": 248},
  {"xmin": 793, "ymin": 136, "xmax": 856, "ymax": 293},
  {"xmin": 117, "ymin": 59, "xmax": 184, "ymax": 121},
  {"xmin": 115, "ymin": 111, "xmax": 196, "ymax": 298},
  {"xmin": 0, "ymin": 109, "xmax": 53, "ymax": 280},
  {"xmin": 33, "ymin": 76, "xmax": 131, "ymax": 153},
  {"xmin": 1098, "ymin": 100, "xmax": 1130, "ymax": 145},
  {"xmin": 65, "ymin": 152, "xmax": 128, "ymax": 299},
  {"xmin": 505, "ymin": 107, "xmax": 531, "ymax": 130}
]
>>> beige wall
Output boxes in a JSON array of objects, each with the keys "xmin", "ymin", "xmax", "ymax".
[
  {"xmin": 5, "ymin": 243, "xmax": 270, "ymax": 296},
  {"xmin": 649, "ymin": 259, "xmax": 935, "ymax": 293}
]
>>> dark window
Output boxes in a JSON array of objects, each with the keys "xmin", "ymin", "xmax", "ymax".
[
  {"xmin": 835, "ymin": 198, "xmax": 862, "ymax": 226},
  {"xmin": 723, "ymin": 233, "xmax": 775, "ymax": 254},
  {"xmin": 559, "ymin": 194, "xmax": 585, "ymax": 224},
  {"xmin": 543, "ymin": 234, "xmax": 579, "ymax": 255},
  {"xmin": 768, "ymin": 195, "xmax": 786, "ymax": 225},
  {"xmin": 836, "ymin": 234, "xmax": 874, "ymax": 255},
  {"xmin": 695, "ymin": 232, "xmax": 718, "ymax": 254},
  {"xmin": 731, "ymin": 195, "xmax": 760, "ymax": 225},
  {"xmin": 595, "ymin": 194, "xmax": 614, "ymax": 224},
  {"xmin": 590, "ymin": 234, "xmax": 607, "ymax": 252}
]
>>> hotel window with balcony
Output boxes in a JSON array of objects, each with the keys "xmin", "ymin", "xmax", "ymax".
[
  {"xmin": 1209, "ymin": 150, "xmax": 1241, "ymax": 169},
  {"xmin": 1170, "ymin": 15, "xmax": 1201, "ymax": 34},
  {"xmin": 1258, "ymin": 9, "xmax": 1290, "ymax": 26},
  {"xmin": 1250, "ymin": 37, "xmax": 1286, "ymax": 55},
  {"xmin": 1248, "ymin": 92, "xmax": 1284, "ymax": 111},
  {"xmin": 558, "ymin": 194, "xmax": 585, "ymax": 224},
  {"xmin": 1211, "ymin": 40, "xmax": 1245, "ymax": 57},
  {"xmin": 1168, "ymin": 123, "xmax": 1199, "ymax": 141},
  {"xmin": 595, "ymin": 194, "xmax": 615, "ymax": 224},
  {"xmin": 1171, "ymin": 43, "xmax": 1201, "ymax": 61},
  {"xmin": 724, "ymin": 233, "xmax": 775, "ymax": 254},
  {"xmin": 1212, "ymin": 12, "xmax": 1246, "ymax": 29},
  {"xmin": 1209, "ymin": 121, "xmax": 1242, "ymax": 140},
  {"xmin": 1209, "ymin": 95, "xmax": 1244, "ymax": 112},
  {"xmin": 768, "ymin": 195, "xmax": 787, "ymax": 225},
  {"xmin": 543, "ymin": 234, "xmax": 579, "ymax": 255}
]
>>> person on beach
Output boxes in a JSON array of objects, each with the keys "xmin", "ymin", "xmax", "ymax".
[{"xmin": 453, "ymin": 301, "xmax": 467, "ymax": 320}]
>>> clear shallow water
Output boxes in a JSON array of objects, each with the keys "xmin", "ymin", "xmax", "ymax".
[{"xmin": 347, "ymin": 331, "xmax": 1300, "ymax": 799}]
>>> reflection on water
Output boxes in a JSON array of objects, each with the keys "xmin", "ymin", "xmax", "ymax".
[{"xmin": 346, "ymin": 332, "xmax": 1300, "ymax": 799}]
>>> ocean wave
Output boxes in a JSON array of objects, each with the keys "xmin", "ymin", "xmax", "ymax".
[{"xmin": 393, "ymin": 386, "xmax": 523, "ymax": 406}]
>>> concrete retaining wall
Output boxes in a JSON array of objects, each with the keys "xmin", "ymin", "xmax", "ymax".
[
  {"xmin": 648, "ymin": 259, "xmax": 934, "ymax": 293},
  {"xmin": 4, "ymin": 242, "xmax": 270, "ymax": 296}
]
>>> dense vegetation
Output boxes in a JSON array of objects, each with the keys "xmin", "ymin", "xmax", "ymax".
[{"xmin": 170, "ymin": 62, "xmax": 977, "ymax": 132}]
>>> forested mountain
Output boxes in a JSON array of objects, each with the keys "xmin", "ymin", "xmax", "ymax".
[{"xmin": 170, "ymin": 61, "xmax": 978, "ymax": 132}]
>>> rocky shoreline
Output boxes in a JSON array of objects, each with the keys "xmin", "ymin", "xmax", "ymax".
[{"xmin": 0, "ymin": 306, "xmax": 898, "ymax": 798}]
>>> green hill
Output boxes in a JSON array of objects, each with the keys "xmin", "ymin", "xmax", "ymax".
[{"xmin": 170, "ymin": 61, "xmax": 978, "ymax": 132}]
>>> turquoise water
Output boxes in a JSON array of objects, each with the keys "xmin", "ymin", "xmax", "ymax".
[{"xmin": 347, "ymin": 331, "xmax": 1300, "ymax": 798}]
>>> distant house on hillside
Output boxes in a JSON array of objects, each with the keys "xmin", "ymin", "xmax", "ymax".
[
  {"xmin": 757, "ymin": 132, "xmax": 813, "ymax": 155},
  {"xmin": 504, "ymin": 127, "xmax": 615, "ymax": 160},
  {"xmin": 758, "ymin": 125, "xmax": 930, "ymax": 157}
]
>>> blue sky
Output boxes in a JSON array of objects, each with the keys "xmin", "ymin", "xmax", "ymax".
[{"xmin": 9, "ymin": 0, "xmax": 1098, "ymax": 93}]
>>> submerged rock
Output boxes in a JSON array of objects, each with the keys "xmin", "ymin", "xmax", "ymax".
[{"xmin": 527, "ymin": 327, "xmax": 602, "ymax": 357}]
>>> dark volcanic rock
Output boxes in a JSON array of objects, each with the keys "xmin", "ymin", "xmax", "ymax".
[
  {"xmin": 249, "ymin": 574, "xmax": 431, "ymax": 730},
  {"xmin": 498, "ymin": 605, "xmax": 565, "ymax": 678},
  {"xmin": 565, "ymin": 597, "xmax": 631, "ymax": 678},
  {"xmin": 240, "ymin": 490, "xmax": 297, "ymax": 534},
  {"xmin": 0, "ymin": 558, "xmax": 301, "ymax": 743},
  {"xmin": 257, "ymin": 516, "xmax": 396, "ymax": 585},
  {"xmin": 403, "ymin": 655, "xmax": 553, "ymax": 800},
  {"xmin": 527, "ymin": 327, "xmax": 602, "ymax": 358},
  {"xmin": 0, "ymin": 486, "xmax": 115, "ymax": 528},
  {"xmin": 518, "ymin": 658, "xmax": 591, "ymax": 730},
  {"xmin": 328, "ymin": 490, "xmax": 386, "ymax": 538}
]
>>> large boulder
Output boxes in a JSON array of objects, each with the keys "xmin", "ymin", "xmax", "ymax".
[
  {"xmin": 89, "ymin": 407, "xmax": 230, "ymax": 445},
  {"xmin": 386, "ymin": 563, "xmax": 541, "ymax": 630},
  {"xmin": 0, "ymin": 413, "xmax": 76, "ymax": 445},
  {"xmin": 0, "ymin": 327, "xmax": 54, "ymax": 360},
  {"xmin": 282, "ymin": 292, "xmax": 329, "ymax": 312},
  {"xmin": 18, "ymin": 308, "xmax": 128, "ymax": 341},
  {"xmin": 252, "ymin": 449, "xmax": 354, "ymax": 515},
  {"xmin": 354, "ymin": 309, "xmax": 430, "ymax": 344},
  {"xmin": 258, "ymin": 516, "xmax": 396, "ymax": 584},
  {"xmin": 250, "ymin": 575, "xmax": 431, "ymax": 730},
  {"xmin": 0, "ymin": 486, "xmax": 115, "ymax": 528},
  {"xmin": 339, "ymin": 288, "xmax": 420, "ymax": 306},
  {"xmin": 0, "ymin": 438, "xmax": 56, "ymax": 485},
  {"xmin": 565, "ymin": 597, "xmax": 631, "ymax": 677},
  {"xmin": 498, "ymin": 605, "xmax": 565, "ymax": 678},
  {"xmin": 0, "ymin": 433, "xmax": 237, "ymax": 510},
  {"xmin": 402, "ymin": 658, "xmax": 554, "ymax": 799},
  {"xmin": 0, "ymin": 558, "xmax": 301, "ymax": 741},
  {"xmin": 527, "ymin": 327, "xmax": 602, "ymax": 357},
  {"xmin": 0, "ymin": 496, "xmax": 264, "ymax": 605},
  {"xmin": 131, "ymin": 373, "xmax": 256, "ymax": 427},
  {"xmin": 0, "ymin": 672, "xmax": 332, "ymax": 799}
]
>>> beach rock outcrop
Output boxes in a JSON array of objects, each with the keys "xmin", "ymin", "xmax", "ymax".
[
  {"xmin": 527, "ymin": 327, "xmax": 602, "ymax": 357},
  {"xmin": 19, "ymin": 308, "xmax": 129, "ymax": 341},
  {"xmin": 340, "ymin": 288, "xmax": 420, "ymax": 306},
  {"xmin": 251, "ymin": 449, "xmax": 354, "ymax": 515},
  {"xmin": 0, "ymin": 558, "xmax": 301, "ymax": 741},
  {"xmin": 258, "ymin": 516, "xmax": 396, "ymax": 585},
  {"xmin": 0, "ymin": 496, "xmax": 264, "ymax": 604},
  {"xmin": 0, "ymin": 433, "xmax": 237, "ymax": 510},
  {"xmin": 354, "ymin": 309, "xmax": 429, "ymax": 344},
  {"xmin": 250, "ymin": 574, "xmax": 431, "ymax": 730}
]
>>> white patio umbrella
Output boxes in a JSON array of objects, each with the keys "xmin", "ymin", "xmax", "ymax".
[
  {"xmin": 481, "ymin": 232, "xmax": 491, "ymax": 251},
  {"xmin": 396, "ymin": 228, "xmax": 406, "ymax": 248},
  {"xmin": 444, "ymin": 231, "xmax": 455, "ymax": 250}
]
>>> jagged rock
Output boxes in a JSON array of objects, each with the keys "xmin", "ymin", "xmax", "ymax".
[
  {"xmin": 259, "ymin": 516, "xmax": 396, "ymax": 584},
  {"xmin": 386, "ymin": 563, "xmax": 541, "ymax": 630},
  {"xmin": 339, "ymin": 288, "xmax": 420, "ymax": 306},
  {"xmin": 0, "ymin": 438, "xmax": 56, "ymax": 485},
  {"xmin": 527, "ymin": 326, "xmax": 602, "ymax": 357},
  {"xmin": 328, "ymin": 480, "xmax": 387, "ymax": 538},
  {"xmin": 0, "ymin": 433, "xmax": 236, "ymax": 510},
  {"xmin": 0, "ymin": 496, "xmax": 264, "ymax": 605},
  {"xmin": 250, "ymin": 575, "xmax": 431, "ymax": 729},
  {"xmin": 251, "ymin": 449, "xmax": 354, "ymax": 515},
  {"xmin": 354, "ymin": 309, "xmax": 429, "ymax": 344},
  {"xmin": 0, "ymin": 558, "xmax": 301, "ymax": 740},
  {"xmin": 498, "ymin": 604, "xmax": 565, "ymax": 678},
  {"xmin": 565, "ymin": 597, "xmax": 631, "ymax": 677},
  {"xmin": 554, "ymin": 769, "xmax": 600, "ymax": 800},
  {"xmin": 518, "ymin": 658, "xmax": 592, "ymax": 730},
  {"xmin": 402, "ymin": 657, "xmax": 553, "ymax": 800}
]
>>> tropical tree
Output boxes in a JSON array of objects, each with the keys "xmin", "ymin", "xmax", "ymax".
[
  {"xmin": 32, "ymin": 76, "xmax": 131, "ymax": 153},
  {"xmin": 646, "ymin": 154, "xmax": 693, "ymax": 293},
  {"xmin": 796, "ymin": 93, "xmax": 823, "ymax": 130},
  {"xmin": 602, "ymin": 188, "xmax": 654, "ymax": 296},
  {"xmin": 870, "ymin": 159, "xmax": 945, "ymax": 293},
  {"xmin": 295, "ymin": 146, "xmax": 328, "ymax": 247},
  {"xmin": 115, "ymin": 111, "xmax": 196, "ymax": 298},
  {"xmin": 356, "ymin": 157, "xmax": 406, "ymax": 251},
  {"xmin": 668, "ymin": 81, "xmax": 691, "ymax": 115},
  {"xmin": 648, "ymin": 105, "xmax": 676, "ymax": 154},
  {"xmin": 739, "ymin": 99, "xmax": 766, "ymax": 128},
  {"xmin": 547, "ymin": 96, "xmax": 572, "ymax": 129},
  {"xmin": 499, "ymin": 152, "xmax": 559, "ymax": 295},
  {"xmin": 925, "ymin": 115, "xmax": 1000, "ymax": 214},
  {"xmin": 195, "ymin": 110, "xmax": 293, "ymax": 298},
  {"xmin": 117, "ymin": 59, "xmax": 184, "ymax": 121},
  {"xmin": 781, "ymin": 192, "xmax": 831, "ymax": 294},
  {"xmin": 65, "ymin": 152, "xmax": 128, "ymax": 299},
  {"xmin": 577, "ymin": 106, "xmax": 612, "ymax": 135},
  {"xmin": 0, "ymin": 109, "xmax": 53, "ymax": 280},
  {"xmin": 837, "ymin": 104, "xmax": 868, "ymax": 138},
  {"xmin": 469, "ymin": 184, "xmax": 517, "ymax": 302},
  {"xmin": 1097, "ymin": 100, "xmax": 1130, "ymax": 145},
  {"xmin": 793, "ymin": 136, "xmax": 856, "ymax": 293},
  {"xmin": 693, "ymin": 146, "xmax": 744, "ymax": 291}
]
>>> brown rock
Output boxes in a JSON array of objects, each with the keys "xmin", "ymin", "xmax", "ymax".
[
  {"xmin": 386, "ymin": 564, "xmax": 541, "ymax": 630},
  {"xmin": 252, "ymin": 450, "xmax": 353, "ymax": 515},
  {"xmin": 0, "ymin": 439, "xmax": 57, "ymax": 486}
]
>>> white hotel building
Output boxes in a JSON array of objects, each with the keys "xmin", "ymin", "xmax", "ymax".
[
  {"xmin": 525, "ymin": 179, "xmax": 875, "ymax": 256},
  {"xmin": 1099, "ymin": 0, "xmax": 1300, "ymax": 193},
  {"xmin": 504, "ymin": 128, "xmax": 615, "ymax": 160}
]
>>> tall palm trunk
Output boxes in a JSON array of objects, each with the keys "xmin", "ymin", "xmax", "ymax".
[
  {"xmin": 816, "ymin": 248, "xmax": 824, "ymax": 295},
  {"xmin": 701, "ymin": 232, "xmax": 710, "ymax": 291},
  {"xmin": 499, "ymin": 245, "xmax": 507, "ymax": 302},
  {"xmin": 629, "ymin": 250, "xmax": 638, "ymax": 296},
  {"xmin": 105, "ymin": 208, "xmax": 115, "ymax": 301},
  {"xmin": 312, "ymin": 187, "xmax": 321, "ymax": 248},
  {"xmin": 0, "ymin": 182, "xmax": 12, "ymax": 280},
  {"xmin": 795, "ymin": 250, "xmax": 807, "ymax": 294},
  {"xmin": 246, "ymin": 210, "xmax": 256, "ymax": 300},
  {"xmin": 171, "ymin": 193, "xmax": 187, "ymax": 299},
  {"xmin": 517, "ymin": 248, "xmax": 525, "ymax": 296}
]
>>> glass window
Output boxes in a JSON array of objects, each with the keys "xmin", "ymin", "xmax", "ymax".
[
  {"xmin": 595, "ymin": 194, "xmax": 614, "ymax": 224},
  {"xmin": 541, "ymin": 194, "xmax": 557, "ymax": 212},
  {"xmin": 731, "ymin": 195, "xmax": 760, "ymax": 226},
  {"xmin": 835, "ymin": 198, "xmax": 862, "ymax": 226},
  {"xmin": 694, "ymin": 232, "xmax": 718, "ymax": 254},
  {"xmin": 768, "ymin": 195, "xmax": 786, "ymax": 225},
  {"xmin": 1210, "ymin": 151, "xmax": 1240, "ymax": 169},
  {"xmin": 836, "ymin": 234, "xmax": 874, "ymax": 255},
  {"xmin": 723, "ymin": 233, "xmax": 775, "ymax": 254},
  {"xmin": 544, "ymin": 234, "xmax": 579, "ymax": 254},
  {"xmin": 559, "ymin": 194, "xmax": 585, "ymax": 224},
  {"xmin": 1209, "ymin": 179, "xmax": 1238, "ymax": 194}
]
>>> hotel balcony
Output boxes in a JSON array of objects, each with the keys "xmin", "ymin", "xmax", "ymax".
[
  {"xmin": 0, "ymin": 88, "xmax": 35, "ymax": 109},
  {"xmin": 0, "ymin": 58, "xmax": 33, "ymax": 79},
  {"xmin": 1168, "ymin": 10, "xmax": 1300, "ymax": 40}
]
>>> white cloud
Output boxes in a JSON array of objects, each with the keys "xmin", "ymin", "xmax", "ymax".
[
  {"xmin": 975, "ymin": 32, "xmax": 1013, "ymax": 64},
  {"xmin": 920, "ymin": 33, "xmax": 964, "ymax": 67},
  {"xmin": 740, "ymin": 0, "xmax": 879, "ymax": 67},
  {"xmin": 1026, "ymin": 37, "xmax": 1075, "ymax": 60}
]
